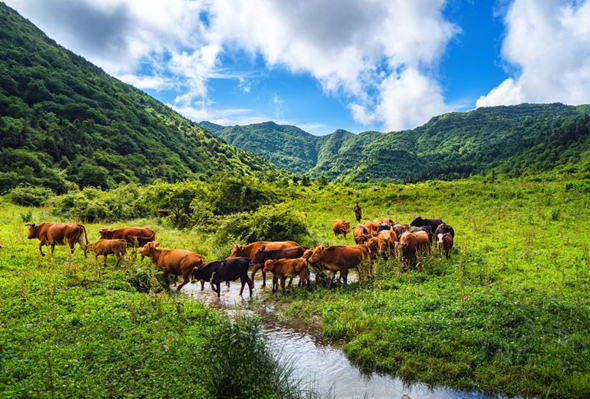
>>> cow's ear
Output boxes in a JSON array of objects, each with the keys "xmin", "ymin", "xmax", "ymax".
[
  {"xmin": 260, "ymin": 245, "xmax": 266, "ymax": 251},
  {"xmin": 155, "ymin": 242, "xmax": 161, "ymax": 247}
]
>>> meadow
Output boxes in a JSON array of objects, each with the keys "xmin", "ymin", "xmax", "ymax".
[{"xmin": 1, "ymin": 173, "xmax": 589, "ymax": 398}]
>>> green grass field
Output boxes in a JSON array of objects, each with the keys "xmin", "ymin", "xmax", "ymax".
[{"xmin": 1, "ymin": 174, "xmax": 589, "ymax": 398}]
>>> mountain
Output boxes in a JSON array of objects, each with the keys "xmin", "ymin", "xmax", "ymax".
[
  {"xmin": 0, "ymin": 3, "xmax": 276, "ymax": 194},
  {"xmin": 202, "ymin": 103, "xmax": 590, "ymax": 182}
]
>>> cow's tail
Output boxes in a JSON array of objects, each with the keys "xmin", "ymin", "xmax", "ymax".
[{"xmin": 79, "ymin": 224, "xmax": 89, "ymax": 245}]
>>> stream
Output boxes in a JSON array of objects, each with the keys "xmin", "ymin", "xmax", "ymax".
[{"xmin": 181, "ymin": 272, "xmax": 495, "ymax": 399}]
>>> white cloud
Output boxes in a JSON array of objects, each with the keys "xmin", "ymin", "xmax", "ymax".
[
  {"xmin": 117, "ymin": 74, "xmax": 174, "ymax": 91},
  {"xmin": 477, "ymin": 0, "xmax": 590, "ymax": 107},
  {"xmin": 6, "ymin": 0, "xmax": 459, "ymax": 130}
]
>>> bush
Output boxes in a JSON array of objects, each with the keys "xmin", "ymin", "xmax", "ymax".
[
  {"xmin": 215, "ymin": 204, "xmax": 309, "ymax": 243},
  {"xmin": 127, "ymin": 266, "xmax": 170, "ymax": 293},
  {"xmin": 7, "ymin": 184, "xmax": 53, "ymax": 207}
]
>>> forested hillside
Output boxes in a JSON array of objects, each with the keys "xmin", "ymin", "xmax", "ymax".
[
  {"xmin": 203, "ymin": 103, "xmax": 590, "ymax": 182},
  {"xmin": 0, "ymin": 3, "xmax": 276, "ymax": 195}
]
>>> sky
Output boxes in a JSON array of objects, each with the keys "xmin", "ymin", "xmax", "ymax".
[{"xmin": 5, "ymin": 0, "xmax": 590, "ymax": 135}]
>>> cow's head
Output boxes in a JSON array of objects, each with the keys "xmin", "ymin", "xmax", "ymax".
[
  {"xmin": 252, "ymin": 246, "xmax": 266, "ymax": 264},
  {"xmin": 410, "ymin": 216, "xmax": 423, "ymax": 227},
  {"xmin": 25, "ymin": 223, "xmax": 37, "ymax": 239},
  {"xmin": 343, "ymin": 221, "xmax": 351, "ymax": 231},
  {"xmin": 98, "ymin": 229, "xmax": 112, "ymax": 239},
  {"xmin": 230, "ymin": 244, "xmax": 244, "ymax": 258},
  {"xmin": 309, "ymin": 245, "xmax": 325, "ymax": 264},
  {"xmin": 263, "ymin": 259, "xmax": 276, "ymax": 273},
  {"xmin": 139, "ymin": 241, "xmax": 160, "ymax": 258}
]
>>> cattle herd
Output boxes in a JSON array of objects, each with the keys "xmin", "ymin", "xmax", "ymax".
[{"xmin": 23, "ymin": 215, "xmax": 455, "ymax": 296}]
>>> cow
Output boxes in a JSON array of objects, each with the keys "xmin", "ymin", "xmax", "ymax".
[
  {"xmin": 353, "ymin": 224, "xmax": 371, "ymax": 245},
  {"xmin": 91, "ymin": 239, "xmax": 128, "ymax": 267},
  {"xmin": 230, "ymin": 241, "xmax": 300, "ymax": 288},
  {"xmin": 398, "ymin": 231, "xmax": 431, "ymax": 267},
  {"xmin": 309, "ymin": 245, "xmax": 372, "ymax": 289},
  {"xmin": 382, "ymin": 218, "xmax": 394, "ymax": 225},
  {"xmin": 362, "ymin": 237, "xmax": 379, "ymax": 258},
  {"xmin": 376, "ymin": 223, "xmax": 392, "ymax": 233},
  {"xmin": 251, "ymin": 245, "xmax": 309, "ymax": 265},
  {"xmin": 438, "ymin": 233, "xmax": 454, "ymax": 259},
  {"xmin": 99, "ymin": 227, "xmax": 156, "ymax": 259},
  {"xmin": 191, "ymin": 257, "xmax": 253, "ymax": 298},
  {"xmin": 263, "ymin": 258, "xmax": 309, "ymax": 293},
  {"xmin": 410, "ymin": 216, "xmax": 443, "ymax": 235},
  {"xmin": 363, "ymin": 221, "xmax": 377, "ymax": 236},
  {"xmin": 377, "ymin": 229, "xmax": 398, "ymax": 256},
  {"xmin": 139, "ymin": 242, "xmax": 207, "ymax": 291},
  {"xmin": 434, "ymin": 223, "xmax": 455, "ymax": 238},
  {"xmin": 26, "ymin": 223, "xmax": 88, "ymax": 257},
  {"xmin": 332, "ymin": 220, "xmax": 351, "ymax": 239},
  {"xmin": 412, "ymin": 226, "xmax": 433, "ymax": 243},
  {"xmin": 392, "ymin": 224, "xmax": 409, "ymax": 240}
]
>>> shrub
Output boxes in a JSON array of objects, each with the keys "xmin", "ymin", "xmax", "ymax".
[
  {"xmin": 215, "ymin": 204, "xmax": 309, "ymax": 243},
  {"xmin": 7, "ymin": 184, "xmax": 53, "ymax": 207},
  {"xmin": 127, "ymin": 266, "xmax": 170, "ymax": 293}
]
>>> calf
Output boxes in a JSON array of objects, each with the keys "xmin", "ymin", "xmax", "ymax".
[
  {"xmin": 332, "ymin": 220, "xmax": 351, "ymax": 239},
  {"xmin": 26, "ymin": 222, "xmax": 88, "ymax": 257},
  {"xmin": 192, "ymin": 257, "xmax": 253, "ymax": 298},
  {"xmin": 363, "ymin": 221, "xmax": 377, "ymax": 236},
  {"xmin": 309, "ymin": 244, "xmax": 372, "ymax": 289},
  {"xmin": 434, "ymin": 223, "xmax": 455, "ymax": 238},
  {"xmin": 353, "ymin": 224, "xmax": 371, "ymax": 245},
  {"xmin": 412, "ymin": 226, "xmax": 433, "ymax": 243},
  {"xmin": 263, "ymin": 258, "xmax": 309, "ymax": 293},
  {"xmin": 377, "ymin": 229, "xmax": 398, "ymax": 256},
  {"xmin": 92, "ymin": 239, "xmax": 128, "ymax": 267},
  {"xmin": 230, "ymin": 241, "xmax": 299, "ymax": 288},
  {"xmin": 139, "ymin": 242, "xmax": 207, "ymax": 291},
  {"xmin": 437, "ymin": 233, "xmax": 454, "ymax": 259},
  {"xmin": 398, "ymin": 231, "xmax": 431, "ymax": 267}
]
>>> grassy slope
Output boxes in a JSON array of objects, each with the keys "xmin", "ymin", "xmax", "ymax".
[
  {"xmin": 270, "ymin": 175, "xmax": 590, "ymax": 398},
  {"xmin": 0, "ymin": 3, "xmax": 276, "ymax": 194},
  {"xmin": 0, "ymin": 204, "xmax": 315, "ymax": 398},
  {"xmin": 202, "ymin": 104, "xmax": 590, "ymax": 183}
]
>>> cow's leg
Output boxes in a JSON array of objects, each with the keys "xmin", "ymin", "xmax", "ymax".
[
  {"xmin": 200, "ymin": 279, "xmax": 205, "ymax": 291},
  {"xmin": 247, "ymin": 278, "xmax": 253, "ymax": 297},
  {"xmin": 115, "ymin": 253, "xmax": 122, "ymax": 267},
  {"xmin": 39, "ymin": 240, "xmax": 46, "ymax": 256},
  {"xmin": 103, "ymin": 254, "xmax": 108, "ymax": 266},
  {"xmin": 239, "ymin": 279, "xmax": 246, "ymax": 296},
  {"xmin": 215, "ymin": 282, "xmax": 221, "ymax": 297},
  {"xmin": 50, "ymin": 243, "xmax": 56, "ymax": 255},
  {"xmin": 77, "ymin": 235, "xmax": 87, "ymax": 258},
  {"xmin": 280, "ymin": 276, "xmax": 286, "ymax": 292},
  {"xmin": 251, "ymin": 263, "xmax": 262, "ymax": 284},
  {"xmin": 327, "ymin": 270, "xmax": 336, "ymax": 289},
  {"xmin": 272, "ymin": 277, "xmax": 278, "ymax": 293},
  {"xmin": 341, "ymin": 269, "xmax": 348, "ymax": 285},
  {"xmin": 177, "ymin": 274, "xmax": 190, "ymax": 291}
]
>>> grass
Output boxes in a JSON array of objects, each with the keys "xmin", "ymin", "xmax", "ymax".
[
  {"xmin": 2, "ymin": 173, "xmax": 590, "ymax": 398},
  {"xmin": 0, "ymin": 204, "xmax": 323, "ymax": 398}
]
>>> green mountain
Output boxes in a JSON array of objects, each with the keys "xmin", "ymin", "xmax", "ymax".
[
  {"xmin": 203, "ymin": 103, "xmax": 590, "ymax": 182},
  {"xmin": 0, "ymin": 3, "xmax": 276, "ymax": 194}
]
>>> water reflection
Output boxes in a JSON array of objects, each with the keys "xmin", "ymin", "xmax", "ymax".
[{"xmin": 182, "ymin": 272, "xmax": 494, "ymax": 399}]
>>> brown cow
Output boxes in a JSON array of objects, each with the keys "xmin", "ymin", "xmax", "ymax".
[
  {"xmin": 99, "ymin": 227, "xmax": 155, "ymax": 257},
  {"xmin": 362, "ymin": 237, "xmax": 379, "ymax": 258},
  {"xmin": 309, "ymin": 244, "xmax": 372, "ymax": 289},
  {"xmin": 437, "ymin": 233, "xmax": 454, "ymax": 259},
  {"xmin": 263, "ymin": 258, "xmax": 309, "ymax": 293},
  {"xmin": 139, "ymin": 242, "xmax": 207, "ymax": 291},
  {"xmin": 363, "ymin": 221, "xmax": 377, "ymax": 236},
  {"xmin": 332, "ymin": 220, "xmax": 351, "ymax": 238},
  {"xmin": 381, "ymin": 218, "xmax": 394, "ymax": 225},
  {"xmin": 91, "ymin": 239, "xmax": 128, "ymax": 267},
  {"xmin": 377, "ymin": 229, "xmax": 398, "ymax": 256},
  {"xmin": 353, "ymin": 224, "xmax": 371, "ymax": 245},
  {"xmin": 26, "ymin": 223, "xmax": 88, "ymax": 257},
  {"xmin": 398, "ymin": 231, "xmax": 431, "ymax": 266},
  {"xmin": 230, "ymin": 241, "xmax": 300, "ymax": 287}
]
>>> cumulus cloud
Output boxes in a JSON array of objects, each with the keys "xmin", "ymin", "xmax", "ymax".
[
  {"xmin": 7, "ymin": 0, "xmax": 459, "ymax": 131},
  {"xmin": 207, "ymin": 0, "xmax": 458, "ymax": 130},
  {"xmin": 477, "ymin": 0, "xmax": 590, "ymax": 107}
]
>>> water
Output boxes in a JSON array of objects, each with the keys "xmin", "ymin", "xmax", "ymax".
[{"xmin": 181, "ymin": 272, "xmax": 493, "ymax": 399}]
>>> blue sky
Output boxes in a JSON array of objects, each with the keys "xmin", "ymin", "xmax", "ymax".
[{"xmin": 6, "ymin": 0, "xmax": 590, "ymax": 135}]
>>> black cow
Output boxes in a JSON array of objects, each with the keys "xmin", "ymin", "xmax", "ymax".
[
  {"xmin": 410, "ymin": 216, "xmax": 443, "ymax": 235},
  {"xmin": 191, "ymin": 257, "xmax": 253, "ymax": 297},
  {"xmin": 434, "ymin": 223, "xmax": 455, "ymax": 238}
]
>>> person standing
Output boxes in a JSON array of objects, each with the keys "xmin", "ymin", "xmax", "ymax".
[{"xmin": 353, "ymin": 201, "xmax": 362, "ymax": 223}]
